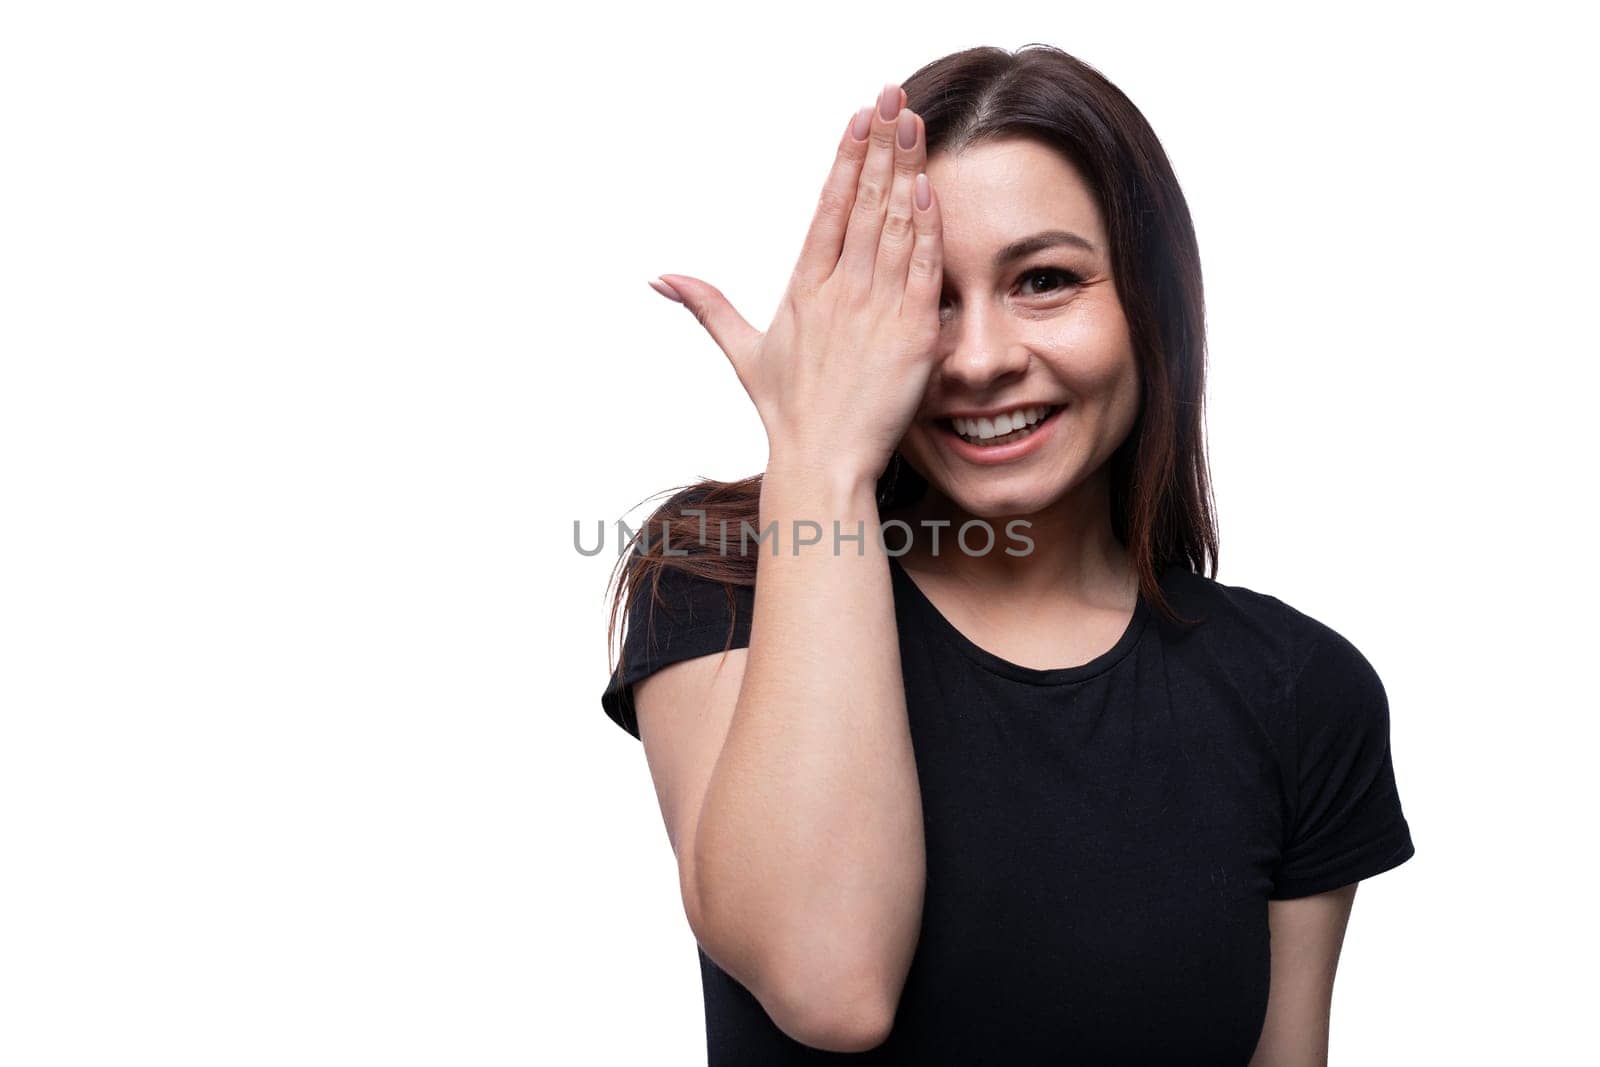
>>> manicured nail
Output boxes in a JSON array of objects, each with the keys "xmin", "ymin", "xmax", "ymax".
[
  {"xmin": 897, "ymin": 110, "xmax": 917, "ymax": 149},
  {"xmin": 878, "ymin": 83, "xmax": 900, "ymax": 120},
  {"xmin": 648, "ymin": 277, "xmax": 682, "ymax": 303},
  {"xmin": 850, "ymin": 106, "xmax": 872, "ymax": 141},
  {"xmin": 915, "ymin": 173, "xmax": 930, "ymax": 210}
]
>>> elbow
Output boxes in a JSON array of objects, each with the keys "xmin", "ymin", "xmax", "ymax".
[
  {"xmin": 757, "ymin": 930, "xmax": 903, "ymax": 1052},
  {"xmin": 685, "ymin": 888, "xmax": 899, "ymax": 1052},
  {"xmin": 680, "ymin": 857, "xmax": 902, "ymax": 1052},
  {"xmin": 762, "ymin": 970, "xmax": 898, "ymax": 1053}
]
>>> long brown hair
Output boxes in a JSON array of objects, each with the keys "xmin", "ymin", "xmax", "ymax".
[{"xmin": 607, "ymin": 43, "xmax": 1219, "ymax": 669}]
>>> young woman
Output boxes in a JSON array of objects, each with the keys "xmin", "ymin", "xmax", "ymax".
[{"xmin": 601, "ymin": 44, "xmax": 1416, "ymax": 1064}]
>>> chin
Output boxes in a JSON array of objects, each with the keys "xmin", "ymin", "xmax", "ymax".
[{"xmin": 942, "ymin": 480, "xmax": 1064, "ymax": 520}]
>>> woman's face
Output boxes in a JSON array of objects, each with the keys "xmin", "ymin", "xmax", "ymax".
[{"xmin": 896, "ymin": 137, "xmax": 1142, "ymax": 520}]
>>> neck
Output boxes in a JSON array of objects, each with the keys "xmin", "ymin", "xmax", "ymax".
[{"xmin": 892, "ymin": 467, "xmax": 1133, "ymax": 602}]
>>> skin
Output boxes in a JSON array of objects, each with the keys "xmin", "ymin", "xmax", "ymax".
[
  {"xmin": 637, "ymin": 84, "xmax": 936, "ymax": 1053},
  {"xmin": 889, "ymin": 137, "xmax": 1145, "ymax": 669},
  {"xmin": 891, "ymin": 134, "xmax": 1359, "ymax": 1067},
  {"xmin": 1252, "ymin": 883, "xmax": 1358, "ymax": 1066},
  {"xmin": 636, "ymin": 82, "xmax": 1364, "ymax": 1060}
]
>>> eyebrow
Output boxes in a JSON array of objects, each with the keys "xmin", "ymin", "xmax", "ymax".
[{"xmin": 992, "ymin": 229, "xmax": 1098, "ymax": 269}]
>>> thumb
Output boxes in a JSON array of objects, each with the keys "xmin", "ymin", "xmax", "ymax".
[{"xmin": 652, "ymin": 273, "xmax": 762, "ymax": 378}]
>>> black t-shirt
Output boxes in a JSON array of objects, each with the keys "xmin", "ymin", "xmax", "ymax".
[{"xmin": 600, "ymin": 554, "xmax": 1416, "ymax": 1065}]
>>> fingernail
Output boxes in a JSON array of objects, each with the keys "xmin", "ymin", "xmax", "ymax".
[
  {"xmin": 878, "ymin": 83, "xmax": 900, "ymax": 121},
  {"xmin": 648, "ymin": 277, "xmax": 682, "ymax": 303},
  {"xmin": 850, "ymin": 106, "xmax": 872, "ymax": 141},
  {"xmin": 897, "ymin": 110, "xmax": 917, "ymax": 149},
  {"xmin": 915, "ymin": 172, "xmax": 930, "ymax": 210}
]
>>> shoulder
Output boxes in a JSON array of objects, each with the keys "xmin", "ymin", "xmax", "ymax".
[
  {"xmin": 1154, "ymin": 565, "xmax": 1381, "ymax": 697},
  {"xmin": 1156, "ymin": 565, "xmax": 1311, "ymax": 665},
  {"xmin": 601, "ymin": 487, "xmax": 757, "ymax": 739},
  {"xmin": 1154, "ymin": 567, "xmax": 1397, "ymax": 797}
]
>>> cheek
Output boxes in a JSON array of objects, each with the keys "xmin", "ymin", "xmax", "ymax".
[
  {"xmin": 1043, "ymin": 296, "xmax": 1138, "ymax": 398},
  {"xmin": 899, "ymin": 421, "xmax": 937, "ymax": 469}
]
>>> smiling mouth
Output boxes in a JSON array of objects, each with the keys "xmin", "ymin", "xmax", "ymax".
[{"xmin": 941, "ymin": 404, "xmax": 1062, "ymax": 447}]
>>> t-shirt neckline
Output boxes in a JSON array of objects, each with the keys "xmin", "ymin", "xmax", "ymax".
[{"xmin": 887, "ymin": 554, "xmax": 1151, "ymax": 686}]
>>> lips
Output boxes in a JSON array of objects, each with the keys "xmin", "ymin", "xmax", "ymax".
[
  {"xmin": 942, "ymin": 404, "xmax": 1060, "ymax": 447},
  {"xmin": 932, "ymin": 402, "xmax": 1066, "ymax": 465}
]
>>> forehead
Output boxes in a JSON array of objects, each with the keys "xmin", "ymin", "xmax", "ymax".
[{"xmin": 924, "ymin": 138, "xmax": 1105, "ymax": 268}]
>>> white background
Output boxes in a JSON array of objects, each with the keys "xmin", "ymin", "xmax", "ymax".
[{"xmin": 3, "ymin": 2, "xmax": 1596, "ymax": 1063}]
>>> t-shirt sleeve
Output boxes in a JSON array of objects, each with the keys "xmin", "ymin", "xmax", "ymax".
[
  {"xmin": 1269, "ymin": 620, "xmax": 1416, "ymax": 899},
  {"xmin": 600, "ymin": 562, "xmax": 755, "ymax": 740}
]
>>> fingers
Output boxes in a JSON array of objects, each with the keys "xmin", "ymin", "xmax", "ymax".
[
  {"xmin": 654, "ymin": 273, "xmax": 762, "ymax": 384},
  {"xmin": 870, "ymin": 106, "xmax": 927, "ymax": 302},
  {"xmin": 791, "ymin": 104, "xmax": 875, "ymax": 291},
  {"xmin": 901, "ymin": 172, "xmax": 944, "ymax": 320},
  {"xmin": 836, "ymin": 83, "xmax": 906, "ymax": 291}
]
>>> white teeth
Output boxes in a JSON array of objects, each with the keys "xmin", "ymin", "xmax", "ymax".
[{"xmin": 949, "ymin": 404, "xmax": 1057, "ymax": 446}]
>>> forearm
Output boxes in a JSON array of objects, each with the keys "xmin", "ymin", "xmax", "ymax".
[{"xmin": 690, "ymin": 456, "xmax": 926, "ymax": 1022}]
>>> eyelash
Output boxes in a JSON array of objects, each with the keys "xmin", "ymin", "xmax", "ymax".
[
  {"xmin": 938, "ymin": 266, "xmax": 1083, "ymax": 315},
  {"xmin": 1019, "ymin": 266, "xmax": 1083, "ymax": 295}
]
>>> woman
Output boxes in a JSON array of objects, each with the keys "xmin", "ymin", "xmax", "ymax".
[{"xmin": 601, "ymin": 44, "xmax": 1415, "ymax": 1064}]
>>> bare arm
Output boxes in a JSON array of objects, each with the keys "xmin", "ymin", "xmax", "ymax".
[
  {"xmin": 1248, "ymin": 883, "xmax": 1358, "ymax": 1066},
  {"xmin": 701, "ymin": 467, "xmax": 921, "ymax": 1049},
  {"xmin": 634, "ymin": 486, "xmax": 922, "ymax": 1051},
  {"xmin": 630, "ymin": 83, "xmax": 946, "ymax": 1054}
]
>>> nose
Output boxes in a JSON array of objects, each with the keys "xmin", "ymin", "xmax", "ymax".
[{"xmin": 936, "ymin": 306, "xmax": 1031, "ymax": 393}]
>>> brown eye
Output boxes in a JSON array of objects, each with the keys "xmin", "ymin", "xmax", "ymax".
[{"xmin": 1021, "ymin": 268, "xmax": 1081, "ymax": 295}]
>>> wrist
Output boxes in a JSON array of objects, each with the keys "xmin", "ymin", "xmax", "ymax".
[
  {"xmin": 763, "ymin": 448, "xmax": 881, "ymax": 501},
  {"xmin": 760, "ymin": 450, "xmax": 883, "ymax": 521}
]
